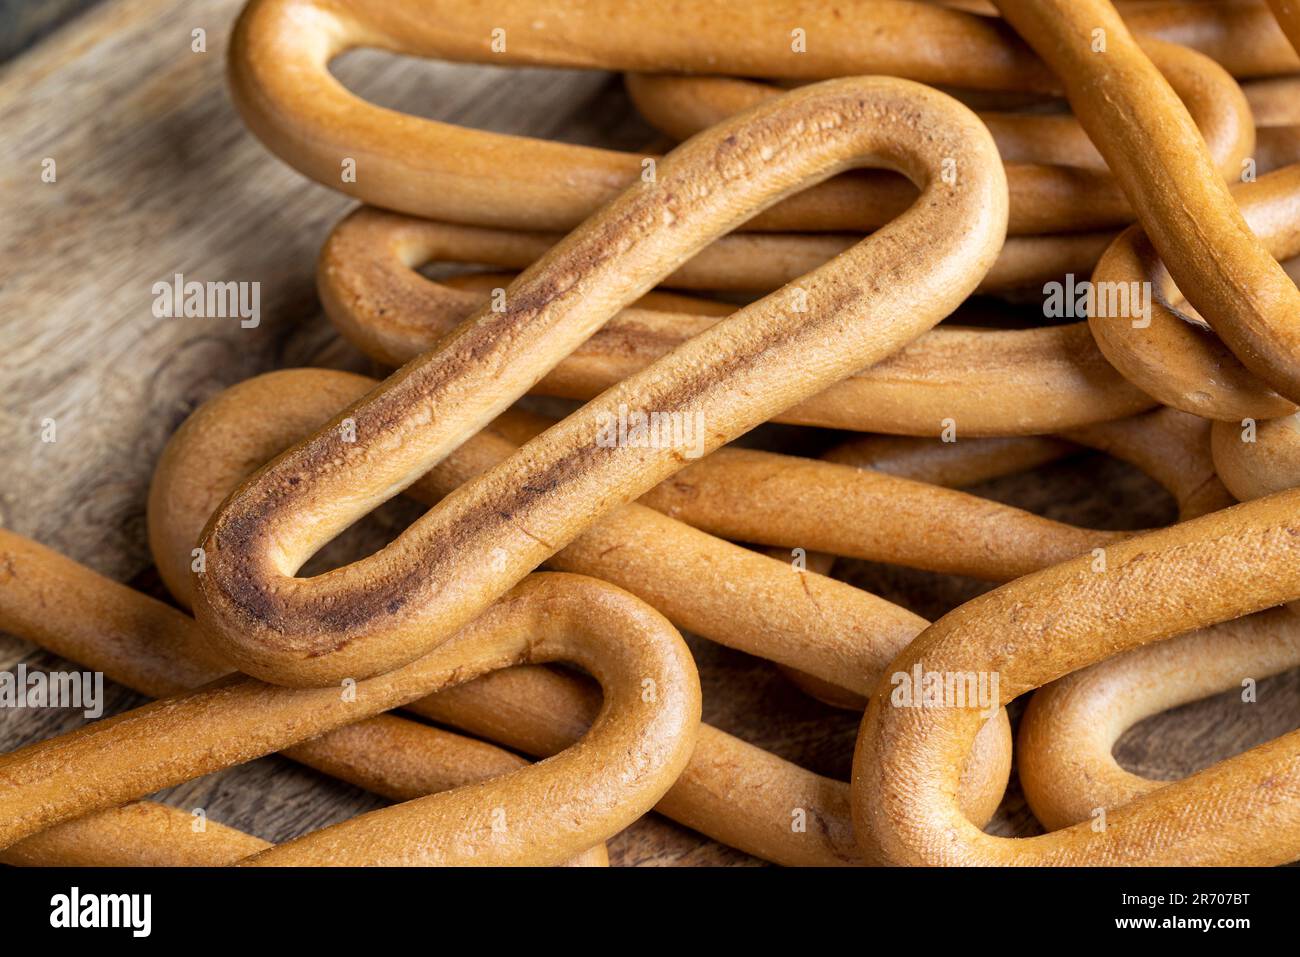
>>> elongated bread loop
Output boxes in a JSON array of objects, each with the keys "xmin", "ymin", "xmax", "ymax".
[
  {"xmin": 229, "ymin": 0, "xmax": 1035, "ymax": 234},
  {"xmin": 0, "ymin": 524, "xmax": 841, "ymax": 866},
  {"xmin": 194, "ymin": 77, "xmax": 1008, "ymax": 686},
  {"xmin": 0, "ymin": 529, "xmax": 609, "ymax": 866},
  {"xmin": 1088, "ymin": 164, "xmax": 1300, "ymax": 421},
  {"xmin": 149, "ymin": 367, "xmax": 1015, "ymax": 840},
  {"xmin": 0, "ymin": 571, "xmax": 700, "ymax": 866},
  {"xmin": 1017, "ymin": 605, "xmax": 1300, "ymax": 831},
  {"xmin": 229, "ymin": 0, "xmax": 1294, "ymax": 233},
  {"xmin": 996, "ymin": 0, "xmax": 1300, "ymax": 405},
  {"xmin": 852, "ymin": 489, "xmax": 1300, "ymax": 865},
  {"xmin": 319, "ymin": 208, "xmax": 1146, "ymax": 437}
]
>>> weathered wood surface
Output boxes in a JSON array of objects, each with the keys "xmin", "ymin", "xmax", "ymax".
[
  {"xmin": 0, "ymin": 0, "xmax": 103, "ymax": 62},
  {"xmin": 0, "ymin": 0, "xmax": 1296, "ymax": 866}
]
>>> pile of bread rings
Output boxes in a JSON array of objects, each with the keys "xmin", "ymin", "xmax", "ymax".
[{"xmin": 2, "ymin": 0, "xmax": 1299, "ymax": 867}]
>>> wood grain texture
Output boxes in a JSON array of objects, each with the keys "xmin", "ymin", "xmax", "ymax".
[
  {"xmin": 0, "ymin": 0, "xmax": 1295, "ymax": 866},
  {"xmin": 0, "ymin": 0, "xmax": 103, "ymax": 62}
]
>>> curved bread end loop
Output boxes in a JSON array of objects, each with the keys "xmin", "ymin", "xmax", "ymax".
[
  {"xmin": 193, "ymin": 77, "xmax": 1007, "ymax": 687},
  {"xmin": 230, "ymin": 573, "xmax": 700, "ymax": 866},
  {"xmin": 853, "ymin": 488, "xmax": 1300, "ymax": 865},
  {"xmin": 229, "ymin": 0, "xmax": 1049, "ymax": 232},
  {"xmin": 1212, "ymin": 411, "xmax": 1300, "ymax": 503},
  {"xmin": 1087, "ymin": 165, "xmax": 1300, "ymax": 422},
  {"xmin": 150, "ymin": 371, "xmax": 1017, "ymax": 860},
  {"xmin": 1018, "ymin": 605, "xmax": 1300, "ymax": 832},
  {"xmin": 996, "ymin": 0, "xmax": 1300, "ymax": 405},
  {"xmin": 0, "ymin": 573, "xmax": 699, "ymax": 866},
  {"xmin": 0, "ymin": 529, "xmax": 614, "ymax": 866}
]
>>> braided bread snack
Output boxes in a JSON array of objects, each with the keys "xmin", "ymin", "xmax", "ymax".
[{"xmin": 193, "ymin": 77, "xmax": 1008, "ymax": 687}]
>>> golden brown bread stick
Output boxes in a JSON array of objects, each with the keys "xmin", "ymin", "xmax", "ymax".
[
  {"xmin": 147, "ymin": 368, "xmax": 1014, "ymax": 853},
  {"xmin": 0, "ymin": 573, "xmax": 700, "ymax": 865},
  {"xmin": 319, "ymin": 209, "xmax": 1144, "ymax": 437},
  {"xmin": 853, "ymin": 489, "xmax": 1300, "ymax": 865},
  {"xmin": 996, "ymin": 0, "xmax": 1300, "ymax": 405},
  {"xmin": 193, "ymin": 77, "xmax": 1008, "ymax": 686}
]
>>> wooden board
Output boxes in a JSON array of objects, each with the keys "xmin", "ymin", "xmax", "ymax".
[{"xmin": 1, "ymin": 0, "xmax": 1296, "ymax": 866}]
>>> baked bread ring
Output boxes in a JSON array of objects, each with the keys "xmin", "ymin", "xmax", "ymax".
[
  {"xmin": 852, "ymin": 488, "xmax": 1300, "ymax": 865},
  {"xmin": 1017, "ymin": 605, "xmax": 1300, "ymax": 831},
  {"xmin": 624, "ymin": 38, "xmax": 1254, "ymax": 234},
  {"xmin": 154, "ymin": 370, "xmax": 922, "ymax": 699},
  {"xmin": 148, "ymin": 367, "xmax": 1014, "ymax": 854},
  {"xmin": 0, "ymin": 530, "xmax": 607, "ymax": 865},
  {"xmin": 0, "ymin": 572, "xmax": 700, "ymax": 865},
  {"xmin": 1088, "ymin": 164, "xmax": 1300, "ymax": 421},
  {"xmin": 319, "ymin": 209, "xmax": 1146, "ymax": 437},
  {"xmin": 228, "ymin": 0, "xmax": 1294, "ymax": 233},
  {"xmin": 193, "ymin": 77, "xmax": 1008, "ymax": 686},
  {"xmin": 996, "ymin": 0, "xmax": 1300, "ymax": 405}
]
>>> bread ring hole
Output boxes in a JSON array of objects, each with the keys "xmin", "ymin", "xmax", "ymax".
[
  {"xmin": 298, "ymin": 496, "xmax": 426, "ymax": 578},
  {"xmin": 1283, "ymin": 253, "xmax": 1300, "ymax": 286},
  {"xmin": 1151, "ymin": 259, "xmax": 1212, "ymax": 332},
  {"xmin": 419, "ymin": 263, "xmax": 746, "ymax": 314},
  {"xmin": 1113, "ymin": 667, "xmax": 1300, "ymax": 781},
  {"xmin": 329, "ymin": 50, "xmax": 656, "ymax": 150}
]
